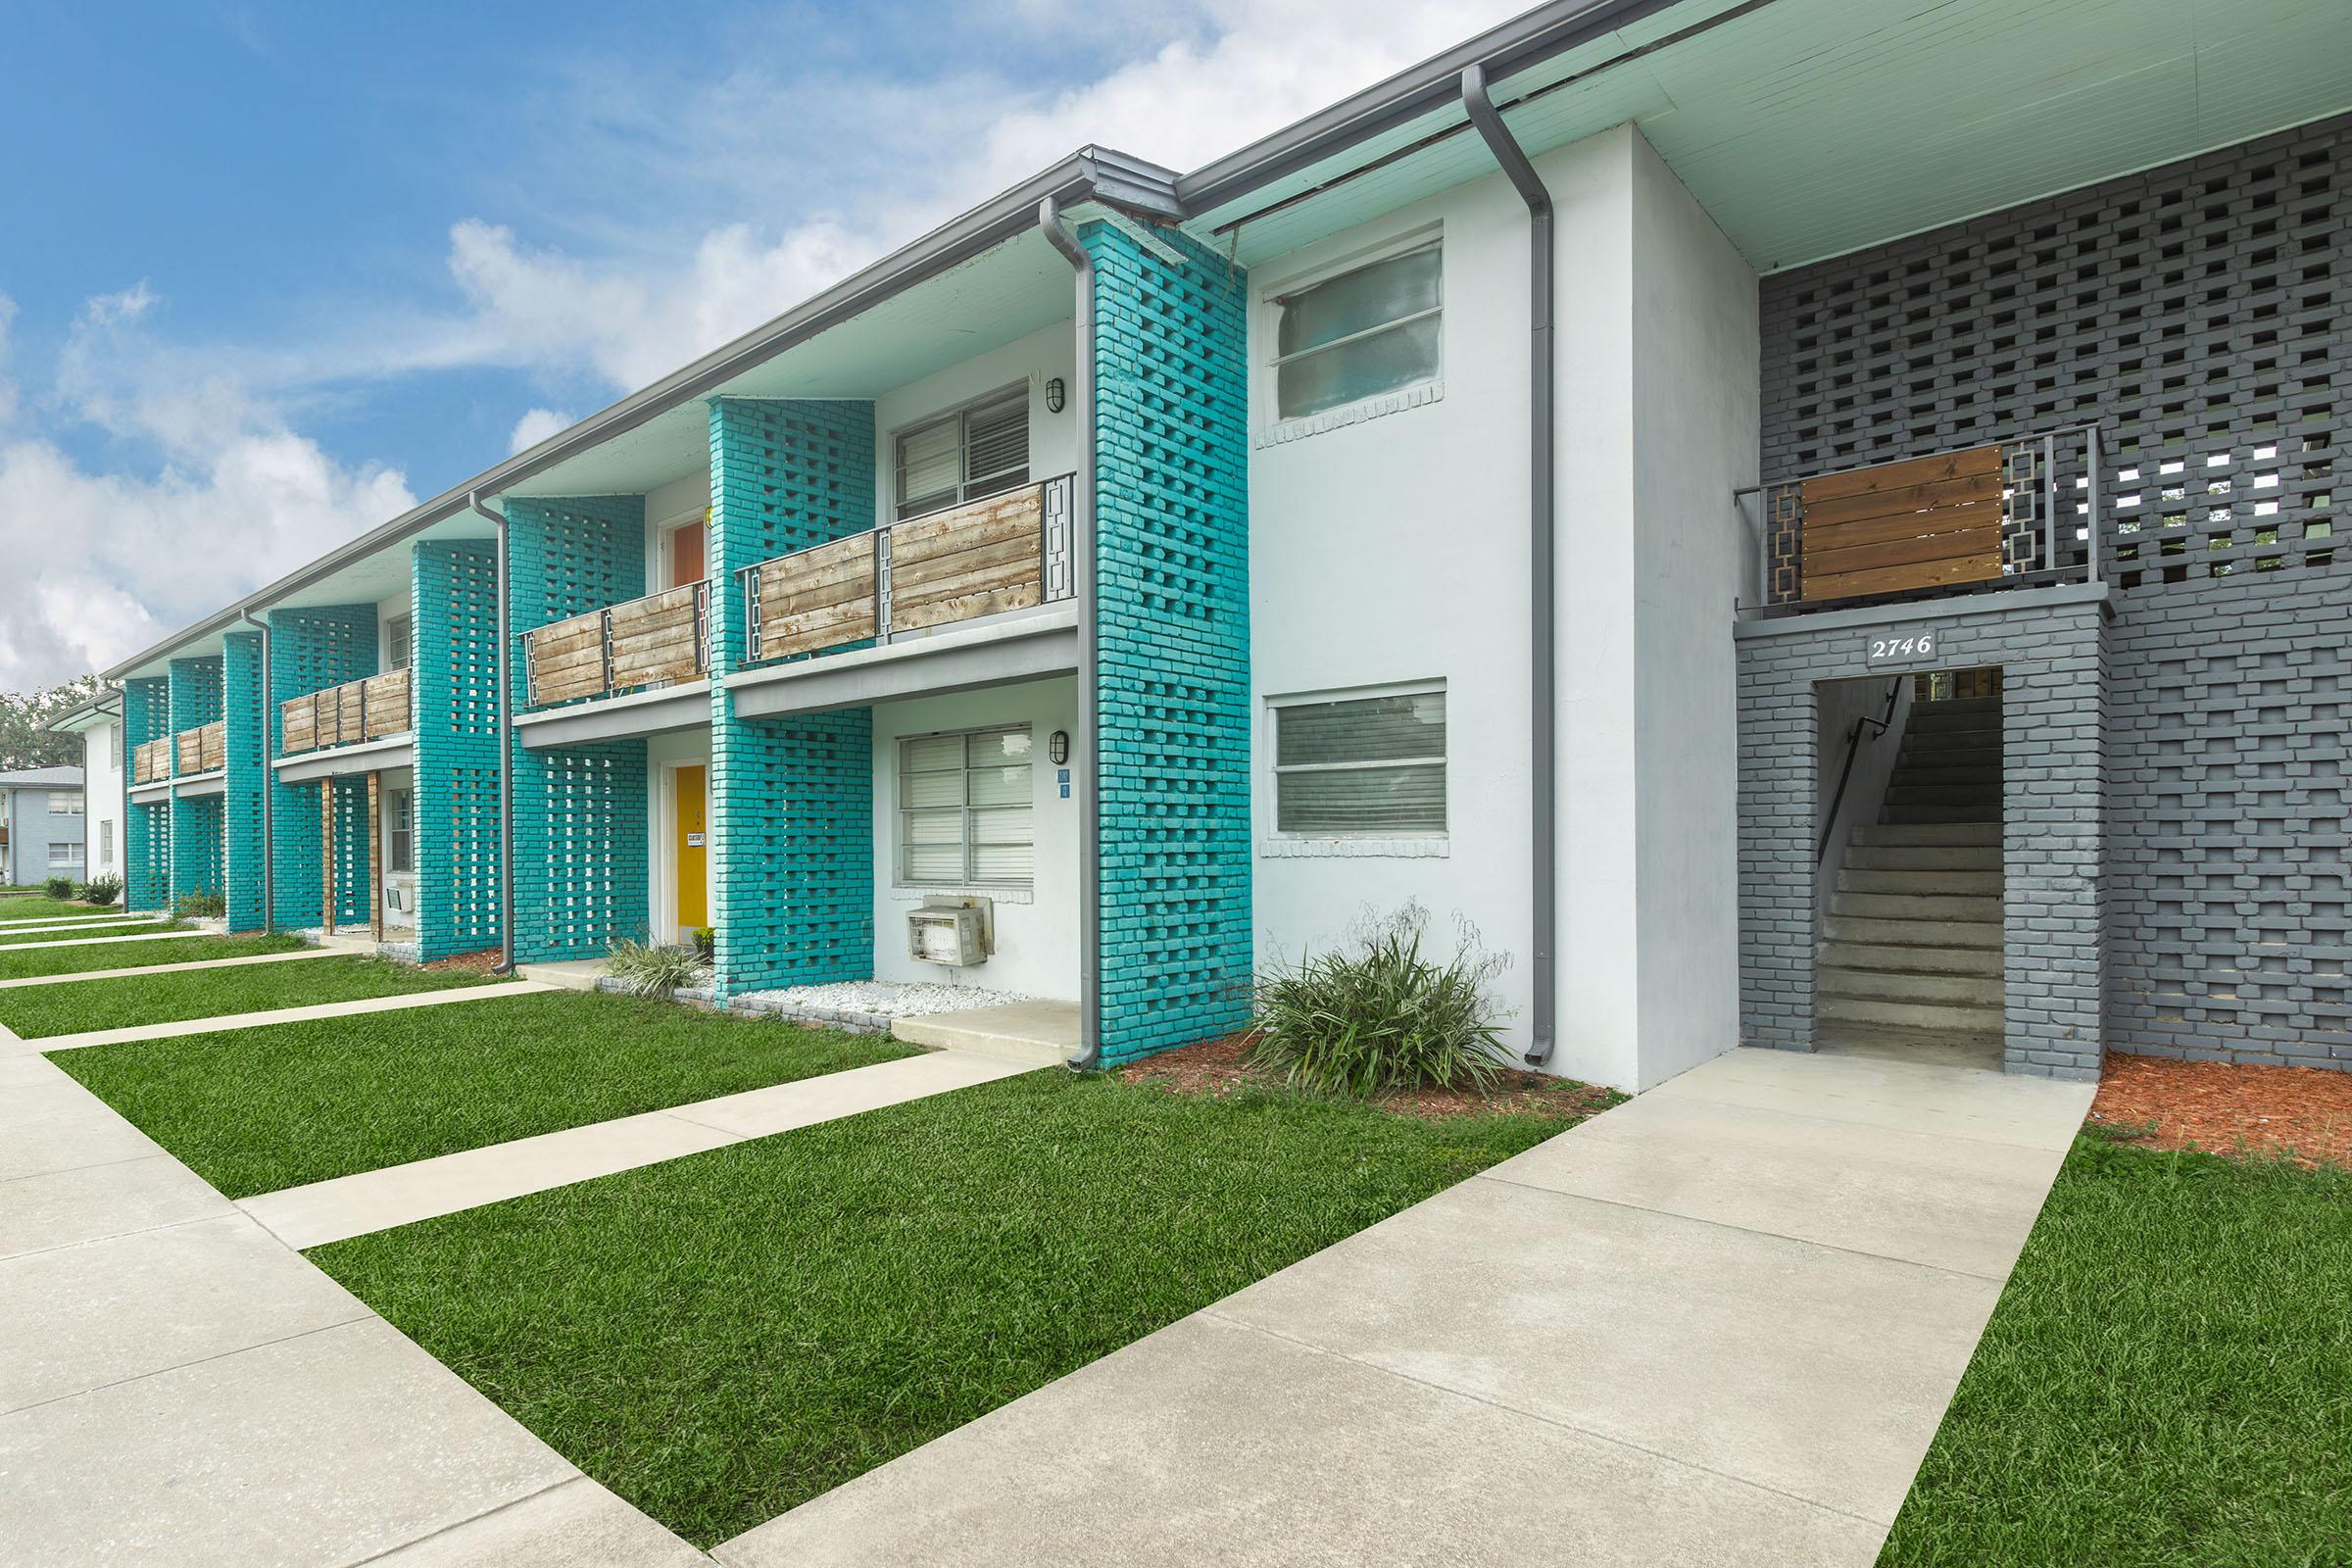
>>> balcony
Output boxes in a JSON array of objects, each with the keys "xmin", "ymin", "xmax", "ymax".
[
  {"xmin": 1740, "ymin": 426, "xmax": 2103, "ymax": 615},
  {"xmin": 174, "ymin": 721, "xmax": 225, "ymax": 775},
  {"xmin": 280, "ymin": 668, "xmax": 412, "ymax": 758},
  {"xmin": 739, "ymin": 474, "xmax": 1074, "ymax": 665},
  {"xmin": 132, "ymin": 738, "xmax": 172, "ymax": 785},
  {"xmin": 521, "ymin": 582, "xmax": 710, "ymax": 709}
]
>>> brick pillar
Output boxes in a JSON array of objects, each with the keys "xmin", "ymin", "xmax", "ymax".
[
  {"xmin": 222, "ymin": 631, "xmax": 268, "ymax": 930},
  {"xmin": 167, "ymin": 655, "xmax": 225, "ymax": 908},
  {"xmin": 122, "ymin": 676, "xmax": 171, "ymax": 911},
  {"xmin": 414, "ymin": 540, "xmax": 505, "ymax": 959},
  {"xmin": 268, "ymin": 605, "xmax": 376, "ymax": 929}
]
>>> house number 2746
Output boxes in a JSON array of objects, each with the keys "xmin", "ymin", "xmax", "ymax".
[{"xmin": 1865, "ymin": 629, "xmax": 1937, "ymax": 664}]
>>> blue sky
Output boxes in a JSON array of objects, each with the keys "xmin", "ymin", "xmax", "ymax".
[{"xmin": 0, "ymin": 0, "xmax": 1516, "ymax": 687}]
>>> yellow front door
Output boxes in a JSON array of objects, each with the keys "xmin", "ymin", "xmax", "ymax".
[{"xmin": 675, "ymin": 764, "xmax": 708, "ymax": 931}]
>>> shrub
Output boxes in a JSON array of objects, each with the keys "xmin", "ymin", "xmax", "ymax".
[
  {"xmin": 75, "ymin": 875, "xmax": 122, "ymax": 906},
  {"xmin": 607, "ymin": 938, "xmax": 709, "ymax": 1000},
  {"xmin": 693, "ymin": 925, "xmax": 716, "ymax": 960},
  {"xmin": 174, "ymin": 890, "xmax": 227, "ymax": 919},
  {"xmin": 1248, "ymin": 904, "xmax": 1511, "ymax": 1098},
  {"xmin": 44, "ymin": 875, "xmax": 74, "ymax": 900}
]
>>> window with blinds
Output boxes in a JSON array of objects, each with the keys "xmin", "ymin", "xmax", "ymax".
[
  {"xmin": 387, "ymin": 787, "xmax": 415, "ymax": 874},
  {"xmin": 47, "ymin": 791, "xmax": 81, "ymax": 816},
  {"xmin": 1271, "ymin": 687, "xmax": 1446, "ymax": 836},
  {"xmin": 899, "ymin": 724, "xmax": 1036, "ymax": 885},
  {"xmin": 894, "ymin": 387, "xmax": 1030, "ymax": 519},
  {"xmin": 385, "ymin": 613, "xmax": 414, "ymax": 672},
  {"xmin": 1271, "ymin": 241, "xmax": 1442, "ymax": 420}
]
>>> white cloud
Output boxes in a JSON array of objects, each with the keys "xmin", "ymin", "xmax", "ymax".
[{"xmin": 508, "ymin": 405, "xmax": 575, "ymax": 455}]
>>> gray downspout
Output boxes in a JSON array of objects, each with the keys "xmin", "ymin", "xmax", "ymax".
[
  {"xmin": 240, "ymin": 610, "xmax": 273, "ymax": 932},
  {"xmin": 467, "ymin": 492, "xmax": 517, "ymax": 976},
  {"xmin": 1038, "ymin": 196, "xmax": 1101, "ymax": 1070},
  {"xmin": 1462, "ymin": 64, "xmax": 1558, "ymax": 1068}
]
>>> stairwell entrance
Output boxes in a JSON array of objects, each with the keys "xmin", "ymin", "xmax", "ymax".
[{"xmin": 1816, "ymin": 670, "xmax": 2005, "ymax": 1070}]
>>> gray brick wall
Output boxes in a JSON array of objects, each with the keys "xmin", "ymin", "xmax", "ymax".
[{"xmin": 1737, "ymin": 591, "xmax": 2107, "ymax": 1080}]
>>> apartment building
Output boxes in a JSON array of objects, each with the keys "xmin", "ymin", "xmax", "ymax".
[
  {"xmin": 96, "ymin": 0, "xmax": 2352, "ymax": 1088},
  {"xmin": 0, "ymin": 767, "xmax": 86, "ymax": 887}
]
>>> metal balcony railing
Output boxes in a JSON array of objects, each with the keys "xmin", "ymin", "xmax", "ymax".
[
  {"xmin": 280, "ymin": 667, "xmax": 413, "ymax": 757},
  {"xmin": 520, "ymin": 581, "xmax": 711, "ymax": 708},
  {"xmin": 1738, "ymin": 426, "xmax": 2104, "ymax": 613},
  {"xmin": 738, "ymin": 473, "xmax": 1074, "ymax": 665}
]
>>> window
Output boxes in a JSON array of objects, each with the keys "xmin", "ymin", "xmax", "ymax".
[
  {"xmin": 48, "ymin": 841, "xmax": 83, "ymax": 867},
  {"xmin": 1271, "ymin": 241, "xmax": 1442, "ymax": 420},
  {"xmin": 385, "ymin": 613, "xmax": 414, "ymax": 672},
  {"xmin": 899, "ymin": 725, "xmax": 1035, "ymax": 885},
  {"xmin": 895, "ymin": 387, "xmax": 1029, "ymax": 519},
  {"xmin": 385, "ymin": 788, "xmax": 415, "ymax": 874},
  {"xmin": 1271, "ymin": 687, "xmax": 1446, "ymax": 836},
  {"xmin": 99, "ymin": 820, "xmax": 113, "ymax": 863},
  {"xmin": 47, "ymin": 791, "xmax": 81, "ymax": 816}
]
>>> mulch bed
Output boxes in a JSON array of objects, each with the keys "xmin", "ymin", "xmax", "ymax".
[
  {"xmin": 423, "ymin": 949, "xmax": 508, "ymax": 977},
  {"xmin": 2089, "ymin": 1051, "xmax": 2352, "ymax": 1168},
  {"xmin": 1119, "ymin": 1032, "xmax": 1620, "ymax": 1122}
]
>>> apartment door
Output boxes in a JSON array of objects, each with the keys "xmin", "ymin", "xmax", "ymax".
[
  {"xmin": 669, "ymin": 518, "xmax": 707, "ymax": 588},
  {"xmin": 674, "ymin": 763, "xmax": 709, "ymax": 934}
]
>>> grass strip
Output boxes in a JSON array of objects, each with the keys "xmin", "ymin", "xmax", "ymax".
[
  {"xmin": 313, "ymin": 1072, "xmax": 1583, "ymax": 1546},
  {"xmin": 1881, "ymin": 1132, "xmax": 2352, "ymax": 1565},
  {"xmin": 0, "ymin": 920, "xmax": 184, "ymax": 948},
  {"xmin": 0, "ymin": 954, "xmax": 495, "ymax": 1040},
  {"xmin": 0, "ymin": 931, "xmax": 308, "ymax": 981},
  {"xmin": 51, "ymin": 991, "xmax": 918, "ymax": 1197},
  {"xmin": 0, "ymin": 899, "xmax": 123, "ymax": 923}
]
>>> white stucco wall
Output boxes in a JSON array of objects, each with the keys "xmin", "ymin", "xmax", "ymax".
[
  {"xmin": 868, "ymin": 675, "xmax": 1078, "ymax": 997},
  {"xmin": 82, "ymin": 720, "xmax": 122, "ymax": 880},
  {"xmin": 870, "ymin": 323, "xmax": 1078, "ymax": 526}
]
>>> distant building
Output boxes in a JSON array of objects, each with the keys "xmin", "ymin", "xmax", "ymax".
[
  {"xmin": 47, "ymin": 693, "xmax": 123, "ymax": 886},
  {"xmin": 0, "ymin": 766, "xmax": 87, "ymax": 886}
]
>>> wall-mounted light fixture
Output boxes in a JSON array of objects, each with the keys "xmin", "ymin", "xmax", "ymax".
[
  {"xmin": 1049, "ymin": 729, "xmax": 1070, "ymax": 765},
  {"xmin": 1045, "ymin": 377, "xmax": 1067, "ymax": 414}
]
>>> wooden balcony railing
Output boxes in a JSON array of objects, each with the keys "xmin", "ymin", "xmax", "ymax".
[
  {"xmin": 280, "ymin": 667, "xmax": 412, "ymax": 758},
  {"xmin": 740, "ymin": 473, "xmax": 1073, "ymax": 664},
  {"xmin": 132, "ymin": 738, "xmax": 172, "ymax": 785},
  {"xmin": 521, "ymin": 581, "xmax": 710, "ymax": 708},
  {"xmin": 173, "ymin": 721, "xmax": 225, "ymax": 775},
  {"xmin": 1740, "ymin": 427, "xmax": 2102, "ymax": 612}
]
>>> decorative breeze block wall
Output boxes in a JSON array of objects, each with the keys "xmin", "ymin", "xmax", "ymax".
[
  {"xmin": 267, "ymin": 605, "xmax": 376, "ymax": 928},
  {"xmin": 167, "ymin": 655, "xmax": 225, "ymax": 905},
  {"xmin": 414, "ymin": 540, "xmax": 504, "ymax": 959},
  {"xmin": 122, "ymin": 676, "xmax": 171, "ymax": 911},
  {"xmin": 222, "ymin": 631, "xmax": 267, "ymax": 930}
]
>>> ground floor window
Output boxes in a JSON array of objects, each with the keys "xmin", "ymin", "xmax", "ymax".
[
  {"xmin": 385, "ymin": 787, "xmax": 415, "ymax": 874},
  {"xmin": 899, "ymin": 725, "xmax": 1034, "ymax": 886},
  {"xmin": 98, "ymin": 820, "xmax": 113, "ymax": 862},
  {"xmin": 48, "ymin": 841, "xmax": 84, "ymax": 867},
  {"xmin": 1269, "ymin": 684, "xmax": 1447, "ymax": 836}
]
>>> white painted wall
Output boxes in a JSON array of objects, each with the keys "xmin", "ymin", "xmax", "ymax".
[
  {"xmin": 868, "ymin": 675, "xmax": 1078, "ymax": 997},
  {"xmin": 81, "ymin": 719, "xmax": 122, "ymax": 880},
  {"xmin": 1244, "ymin": 123, "xmax": 1758, "ymax": 1092},
  {"xmin": 870, "ymin": 323, "xmax": 1078, "ymax": 526}
]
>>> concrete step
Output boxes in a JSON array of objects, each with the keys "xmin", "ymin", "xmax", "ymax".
[
  {"xmin": 1886, "ymin": 783, "xmax": 2002, "ymax": 806},
  {"xmin": 1909, "ymin": 697, "xmax": 2000, "ymax": 720},
  {"xmin": 1833, "ymin": 891, "xmax": 2002, "ymax": 922},
  {"xmin": 1838, "ymin": 867, "xmax": 2003, "ymax": 896},
  {"xmin": 1850, "ymin": 822, "xmax": 2001, "ymax": 847},
  {"xmin": 1899, "ymin": 723, "xmax": 2003, "ymax": 749},
  {"xmin": 1884, "ymin": 802, "xmax": 2008, "ymax": 823},
  {"xmin": 1817, "ymin": 965, "xmax": 2005, "ymax": 1008},
  {"xmin": 1821, "ymin": 913, "xmax": 2003, "ymax": 948},
  {"xmin": 890, "ymin": 1000, "xmax": 1079, "ymax": 1067},
  {"xmin": 1843, "ymin": 844, "xmax": 2004, "ymax": 872},
  {"xmin": 1818, "ymin": 940, "xmax": 2005, "ymax": 977},
  {"xmin": 1891, "ymin": 761, "xmax": 2000, "ymax": 786},
  {"xmin": 1818, "ymin": 992, "xmax": 2005, "ymax": 1034}
]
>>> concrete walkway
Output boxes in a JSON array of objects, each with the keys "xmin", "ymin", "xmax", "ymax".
[
  {"xmin": 0, "ymin": 914, "xmax": 170, "ymax": 938},
  {"xmin": 0, "ymin": 949, "xmax": 345, "ymax": 990},
  {"xmin": 0, "ymin": 1050, "xmax": 710, "ymax": 1566},
  {"xmin": 0, "ymin": 928, "xmax": 201, "ymax": 955},
  {"xmin": 241, "ymin": 1049, "xmax": 1043, "ymax": 1249},
  {"xmin": 28, "ymin": 981, "xmax": 557, "ymax": 1052},
  {"xmin": 717, "ymin": 1047, "xmax": 2094, "ymax": 1567}
]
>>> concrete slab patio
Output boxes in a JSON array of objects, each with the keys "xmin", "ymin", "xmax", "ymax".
[{"xmin": 717, "ymin": 1047, "xmax": 2093, "ymax": 1567}]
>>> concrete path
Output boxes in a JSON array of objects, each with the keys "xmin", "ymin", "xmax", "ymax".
[
  {"xmin": 241, "ymin": 1049, "xmax": 1043, "ymax": 1250},
  {"xmin": 0, "ymin": 1050, "xmax": 710, "ymax": 1567},
  {"xmin": 0, "ymin": 928, "xmax": 200, "ymax": 955},
  {"xmin": 27, "ymin": 980, "xmax": 558, "ymax": 1053},
  {"xmin": 0, "ymin": 914, "xmax": 171, "ymax": 938},
  {"xmin": 717, "ymin": 1047, "xmax": 2094, "ymax": 1568},
  {"xmin": 0, "ymin": 949, "xmax": 345, "ymax": 991}
]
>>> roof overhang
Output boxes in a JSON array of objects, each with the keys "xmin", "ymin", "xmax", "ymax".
[{"xmin": 46, "ymin": 693, "xmax": 122, "ymax": 736}]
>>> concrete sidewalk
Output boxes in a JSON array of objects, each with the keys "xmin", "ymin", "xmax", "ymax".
[
  {"xmin": 0, "ymin": 1050, "xmax": 709, "ymax": 1567},
  {"xmin": 0, "ymin": 949, "xmax": 344, "ymax": 990},
  {"xmin": 28, "ymin": 980, "xmax": 556, "ymax": 1052},
  {"xmin": 717, "ymin": 1048, "xmax": 2093, "ymax": 1567}
]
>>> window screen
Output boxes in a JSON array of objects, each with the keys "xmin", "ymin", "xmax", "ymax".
[
  {"xmin": 386, "ymin": 614, "xmax": 414, "ymax": 672},
  {"xmin": 1273, "ymin": 689, "xmax": 1446, "ymax": 835},
  {"xmin": 899, "ymin": 725, "xmax": 1035, "ymax": 885},
  {"xmin": 1273, "ymin": 244, "xmax": 1442, "ymax": 420},
  {"xmin": 895, "ymin": 388, "xmax": 1030, "ymax": 519}
]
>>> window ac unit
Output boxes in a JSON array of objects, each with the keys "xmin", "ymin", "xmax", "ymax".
[{"xmin": 906, "ymin": 897, "xmax": 990, "ymax": 966}]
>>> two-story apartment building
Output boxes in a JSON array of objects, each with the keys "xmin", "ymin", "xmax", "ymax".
[
  {"xmin": 100, "ymin": 0, "xmax": 2352, "ymax": 1088},
  {"xmin": 0, "ymin": 767, "xmax": 86, "ymax": 887},
  {"xmin": 47, "ymin": 695, "xmax": 123, "ymax": 887}
]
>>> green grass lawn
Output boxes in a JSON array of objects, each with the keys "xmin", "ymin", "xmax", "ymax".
[
  {"xmin": 0, "ymin": 930, "xmax": 308, "ymax": 980},
  {"xmin": 1881, "ymin": 1131, "xmax": 2352, "ymax": 1565},
  {"xmin": 0, "ymin": 898, "xmax": 133, "ymax": 924},
  {"xmin": 311, "ymin": 1073, "xmax": 1588, "ymax": 1547},
  {"xmin": 0, "ymin": 918, "xmax": 182, "ymax": 948},
  {"xmin": 0, "ymin": 954, "xmax": 495, "ymax": 1040},
  {"xmin": 52, "ymin": 991, "xmax": 919, "ymax": 1197}
]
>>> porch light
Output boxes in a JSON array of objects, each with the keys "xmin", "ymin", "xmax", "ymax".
[
  {"xmin": 1045, "ymin": 377, "xmax": 1066, "ymax": 414},
  {"xmin": 1050, "ymin": 730, "xmax": 1070, "ymax": 765}
]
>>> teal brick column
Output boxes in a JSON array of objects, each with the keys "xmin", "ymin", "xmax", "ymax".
[
  {"xmin": 414, "ymin": 540, "xmax": 504, "ymax": 959},
  {"xmin": 505, "ymin": 496, "xmax": 649, "ymax": 961},
  {"xmin": 707, "ymin": 398, "xmax": 876, "ymax": 998},
  {"xmin": 1081, "ymin": 220, "xmax": 1252, "ymax": 1064},
  {"xmin": 122, "ymin": 676, "xmax": 171, "ymax": 911},
  {"xmin": 167, "ymin": 656, "xmax": 225, "ymax": 909},
  {"xmin": 268, "ymin": 606, "xmax": 376, "ymax": 928},
  {"xmin": 222, "ymin": 631, "xmax": 267, "ymax": 930}
]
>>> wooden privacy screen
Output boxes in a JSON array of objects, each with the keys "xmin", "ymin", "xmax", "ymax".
[
  {"xmin": 606, "ymin": 585, "xmax": 704, "ymax": 692},
  {"xmin": 1799, "ymin": 445, "xmax": 2005, "ymax": 602},
  {"xmin": 173, "ymin": 720, "xmax": 226, "ymax": 774},
  {"xmin": 524, "ymin": 610, "xmax": 610, "ymax": 706},
  {"xmin": 888, "ymin": 487, "xmax": 1045, "ymax": 635},
  {"xmin": 279, "ymin": 667, "xmax": 412, "ymax": 757},
  {"xmin": 752, "ymin": 532, "xmax": 877, "ymax": 662}
]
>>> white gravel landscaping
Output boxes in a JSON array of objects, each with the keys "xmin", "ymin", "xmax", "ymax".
[{"xmin": 725, "ymin": 979, "xmax": 1038, "ymax": 1035}]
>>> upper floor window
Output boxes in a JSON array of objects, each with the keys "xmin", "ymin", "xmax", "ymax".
[
  {"xmin": 1270, "ymin": 685, "xmax": 1446, "ymax": 837},
  {"xmin": 47, "ymin": 791, "xmax": 81, "ymax": 816},
  {"xmin": 385, "ymin": 613, "xmax": 414, "ymax": 672},
  {"xmin": 895, "ymin": 387, "xmax": 1029, "ymax": 520},
  {"xmin": 1271, "ymin": 241, "xmax": 1442, "ymax": 421}
]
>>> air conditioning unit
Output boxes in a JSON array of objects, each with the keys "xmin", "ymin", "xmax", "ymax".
[{"xmin": 906, "ymin": 896, "xmax": 991, "ymax": 966}]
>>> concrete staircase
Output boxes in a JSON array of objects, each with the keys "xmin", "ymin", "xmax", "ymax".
[{"xmin": 1819, "ymin": 696, "xmax": 2003, "ymax": 1042}]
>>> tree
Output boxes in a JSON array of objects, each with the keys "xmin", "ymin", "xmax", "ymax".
[{"xmin": 0, "ymin": 675, "xmax": 108, "ymax": 771}]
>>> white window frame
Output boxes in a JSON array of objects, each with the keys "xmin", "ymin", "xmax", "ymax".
[
  {"xmin": 1256, "ymin": 227, "xmax": 1445, "ymax": 444},
  {"xmin": 384, "ymin": 613, "xmax": 414, "ymax": 672},
  {"xmin": 896, "ymin": 723, "xmax": 1036, "ymax": 889},
  {"xmin": 48, "ymin": 841, "xmax": 83, "ymax": 867},
  {"xmin": 652, "ymin": 503, "xmax": 710, "ymax": 592},
  {"xmin": 384, "ymin": 785, "xmax": 415, "ymax": 875},
  {"xmin": 890, "ymin": 383, "xmax": 1031, "ymax": 521},
  {"xmin": 47, "ymin": 791, "xmax": 82, "ymax": 816},
  {"xmin": 99, "ymin": 819, "xmax": 114, "ymax": 865},
  {"xmin": 1260, "ymin": 680, "xmax": 1449, "ymax": 858}
]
